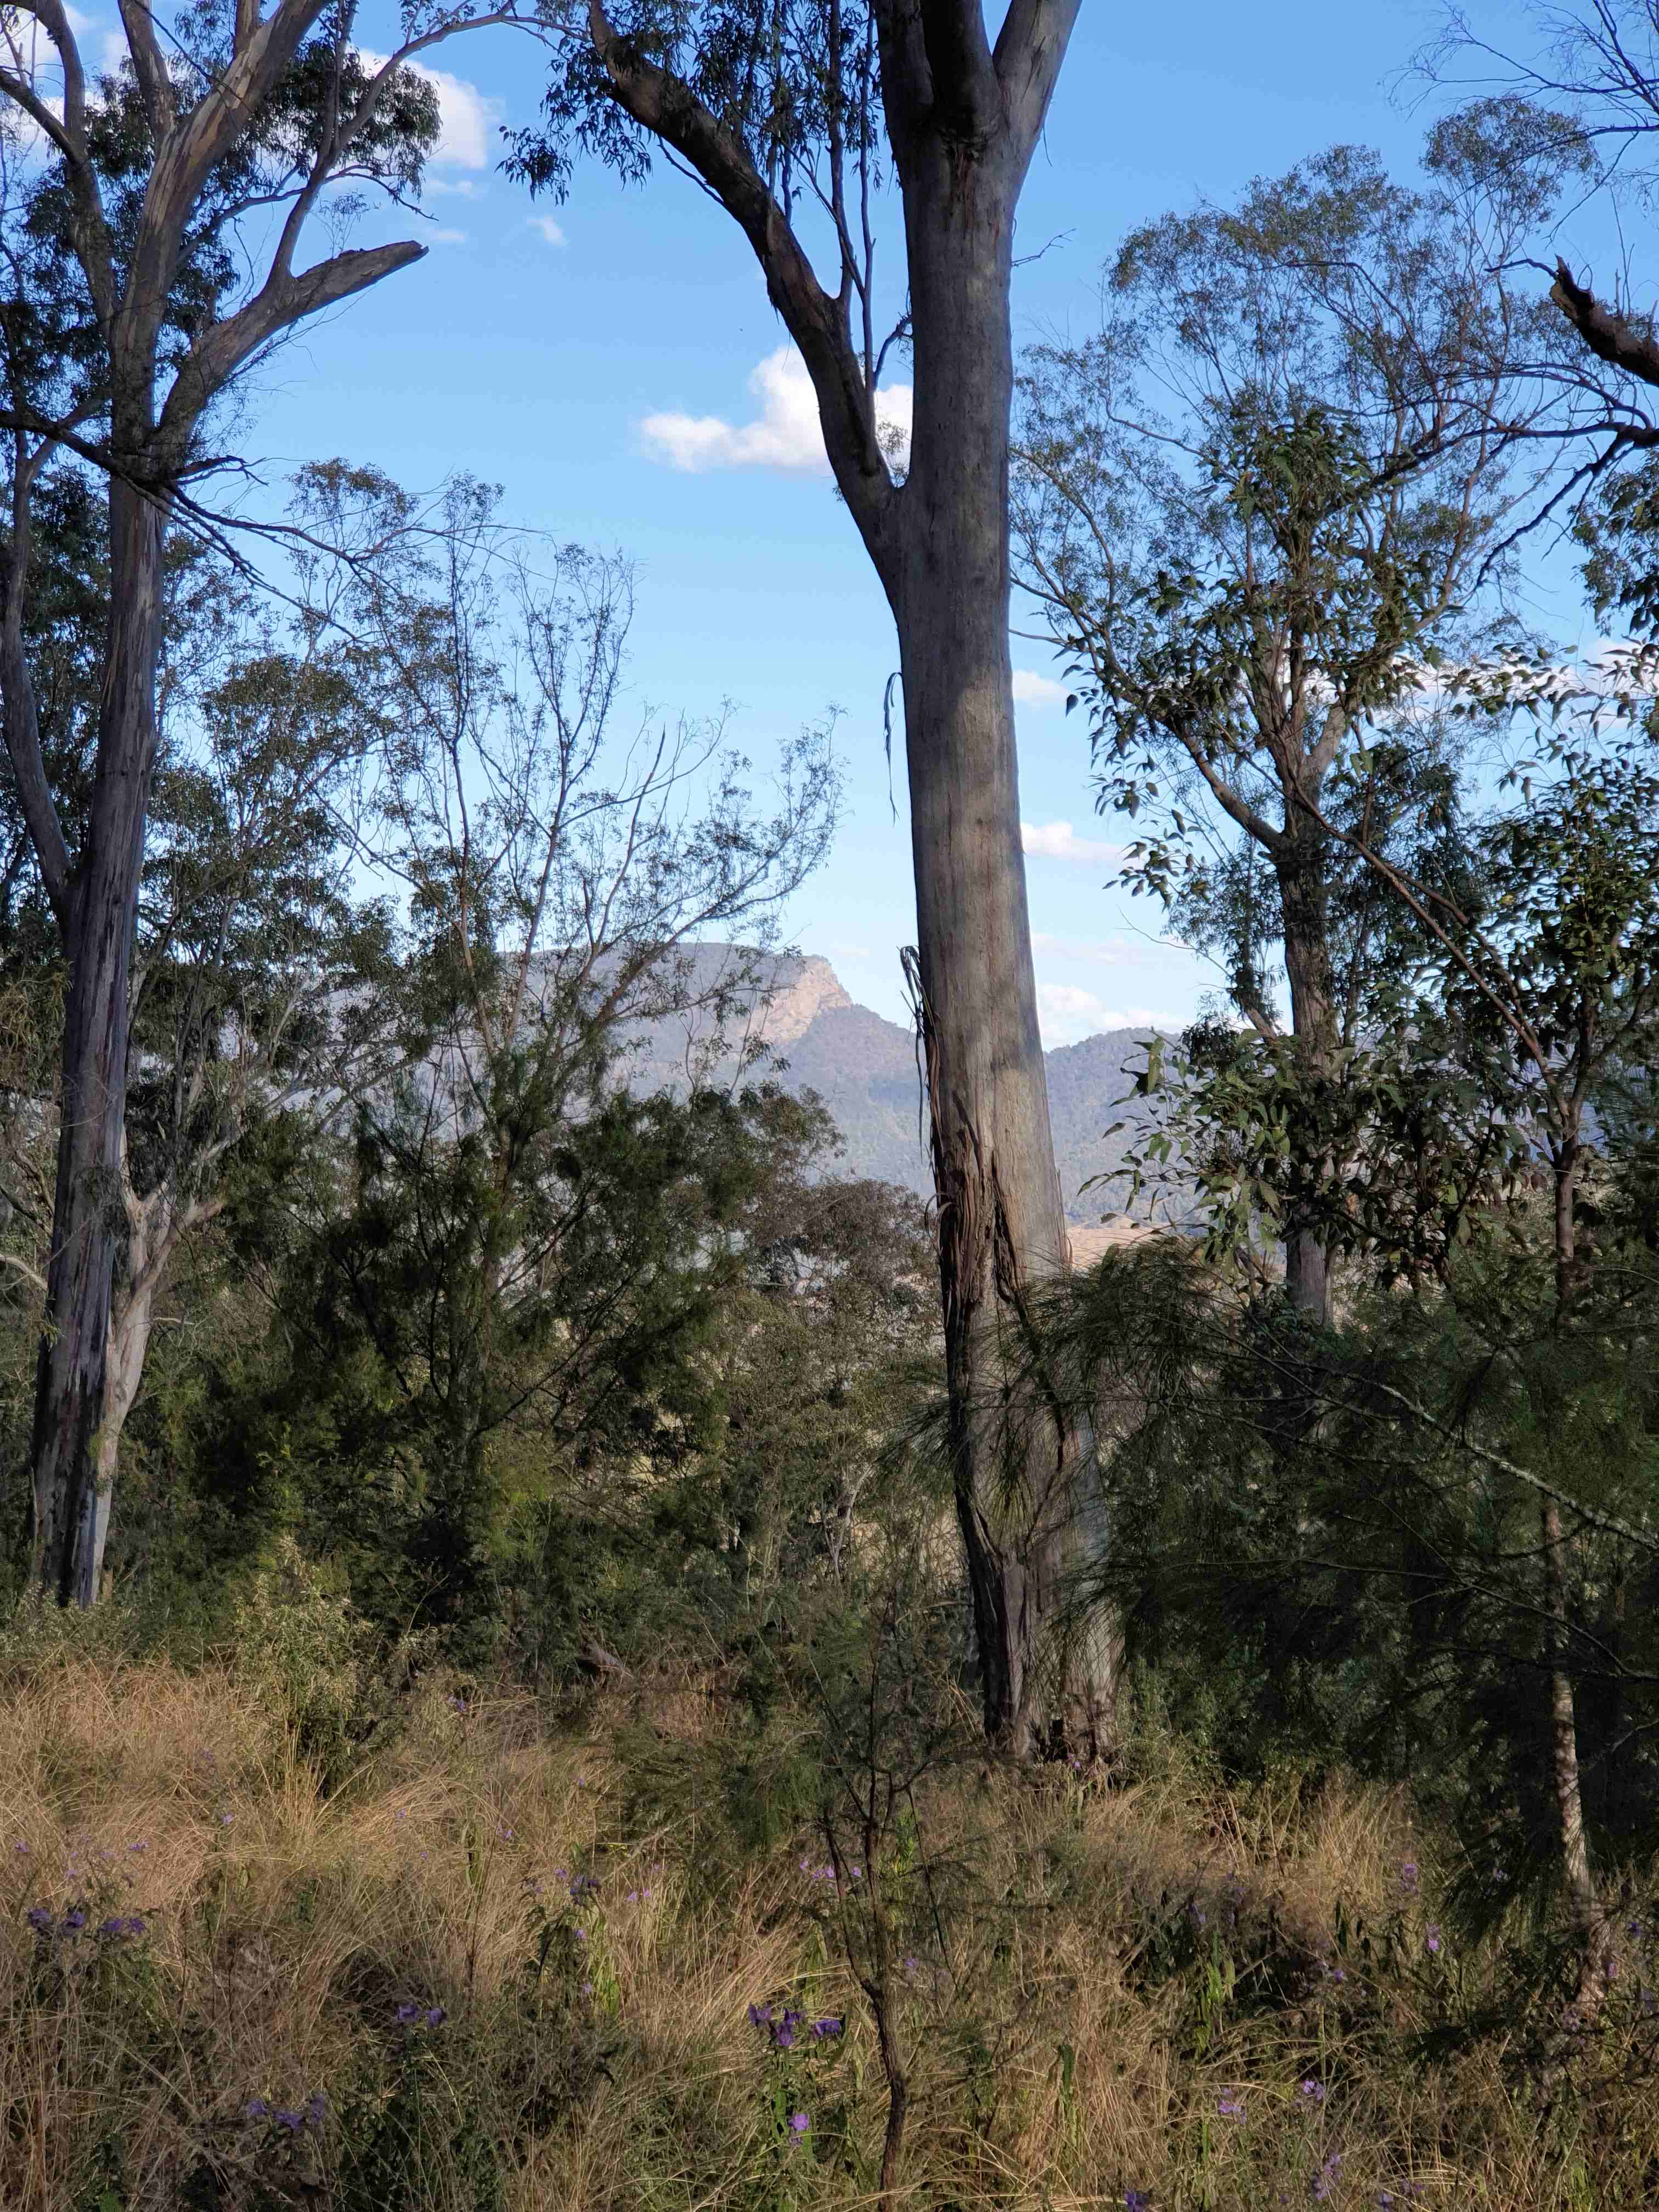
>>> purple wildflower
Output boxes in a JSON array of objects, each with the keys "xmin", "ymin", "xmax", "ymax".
[
  {"xmin": 395, "ymin": 2003, "xmax": 421, "ymax": 2025},
  {"xmin": 1126, "ymin": 2194, "xmax": 1150, "ymax": 2212},
  {"xmin": 243, "ymin": 2098, "xmax": 269, "ymax": 2122},
  {"xmin": 12, "ymin": 1840, "xmax": 28, "ymax": 1854},
  {"xmin": 24, "ymin": 1906, "xmax": 52, "ymax": 1933},
  {"xmin": 61, "ymin": 1908, "xmax": 85, "ymax": 1934},
  {"xmin": 1313, "ymin": 2152, "xmax": 1344, "ymax": 2203},
  {"xmin": 307, "ymin": 2092, "xmax": 326, "ymax": 2127},
  {"xmin": 1425, "ymin": 1926, "xmax": 1441, "ymax": 1955},
  {"xmin": 1218, "ymin": 2094, "xmax": 1245, "ymax": 2121},
  {"xmin": 811, "ymin": 2017, "xmax": 844, "ymax": 2039},
  {"xmin": 274, "ymin": 2111, "xmax": 303, "ymax": 2134},
  {"xmin": 1299, "ymin": 2079, "xmax": 1326, "ymax": 2104},
  {"xmin": 748, "ymin": 2003, "xmax": 773, "ymax": 2029},
  {"xmin": 788, "ymin": 2113, "xmax": 809, "ymax": 2135},
  {"xmin": 1399, "ymin": 1860, "xmax": 1419, "ymax": 1894},
  {"xmin": 425, "ymin": 2007, "xmax": 446, "ymax": 2029}
]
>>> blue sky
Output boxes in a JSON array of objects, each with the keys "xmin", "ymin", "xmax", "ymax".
[{"xmin": 66, "ymin": 0, "xmax": 1601, "ymax": 1034}]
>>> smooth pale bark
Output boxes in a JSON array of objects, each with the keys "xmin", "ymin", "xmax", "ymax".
[{"xmin": 30, "ymin": 481, "xmax": 164, "ymax": 1605}]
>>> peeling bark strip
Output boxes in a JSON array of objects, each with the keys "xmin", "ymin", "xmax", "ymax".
[{"xmin": 903, "ymin": 948, "xmax": 1114, "ymax": 1755}]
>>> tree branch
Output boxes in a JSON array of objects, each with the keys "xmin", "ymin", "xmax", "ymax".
[
  {"xmin": 1550, "ymin": 255, "xmax": 1659, "ymax": 390},
  {"xmin": 991, "ymin": 0, "xmax": 1081, "ymax": 171},
  {"xmin": 917, "ymin": 0, "xmax": 998, "ymax": 148},
  {"xmin": 586, "ymin": 0, "xmax": 896, "ymax": 562},
  {"xmin": 155, "ymin": 240, "xmax": 427, "ymax": 455}
]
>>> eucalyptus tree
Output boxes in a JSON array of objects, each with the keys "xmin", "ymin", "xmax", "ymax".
[
  {"xmin": 1014, "ymin": 139, "xmax": 1560, "ymax": 1321},
  {"xmin": 509, "ymin": 0, "xmax": 1113, "ymax": 1753},
  {"xmin": 0, "ymin": 0, "xmax": 535, "ymax": 1606}
]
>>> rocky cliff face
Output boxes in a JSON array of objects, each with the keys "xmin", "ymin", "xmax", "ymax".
[
  {"xmin": 750, "ymin": 954, "xmax": 853, "ymax": 1047},
  {"xmin": 629, "ymin": 946, "xmax": 1166, "ymax": 1223}
]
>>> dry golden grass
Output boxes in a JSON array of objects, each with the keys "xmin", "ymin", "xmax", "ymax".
[{"xmin": 0, "ymin": 1633, "xmax": 1655, "ymax": 2210}]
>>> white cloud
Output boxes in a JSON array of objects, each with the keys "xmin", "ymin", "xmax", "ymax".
[
  {"xmin": 427, "ymin": 176, "xmax": 483, "ymax": 200},
  {"xmin": 1020, "ymin": 820, "xmax": 1122, "ymax": 867},
  {"xmin": 1037, "ymin": 986, "xmax": 1170, "ymax": 1048},
  {"xmin": 359, "ymin": 52, "xmax": 502, "ymax": 168},
  {"xmin": 640, "ymin": 347, "xmax": 912, "ymax": 476},
  {"xmin": 427, "ymin": 226, "xmax": 469, "ymax": 247},
  {"xmin": 1012, "ymin": 669, "xmax": 1071, "ymax": 709},
  {"xmin": 527, "ymin": 213, "xmax": 566, "ymax": 247}
]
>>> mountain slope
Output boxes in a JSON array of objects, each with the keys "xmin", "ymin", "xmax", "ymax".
[{"xmin": 627, "ymin": 949, "xmax": 1164, "ymax": 1222}]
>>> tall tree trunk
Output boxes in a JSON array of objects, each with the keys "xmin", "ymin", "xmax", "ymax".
[
  {"xmin": 1543, "ymin": 1123, "xmax": 1607, "ymax": 2008},
  {"xmin": 1277, "ymin": 823, "xmax": 1338, "ymax": 1324},
  {"xmin": 29, "ymin": 481, "xmax": 164, "ymax": 1606},
  {"xmin": 894, "ymin": 159, "xmax": 1114, "ymax": 1757}
]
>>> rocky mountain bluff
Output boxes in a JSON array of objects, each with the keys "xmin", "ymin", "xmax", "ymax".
[{"xmin": 627, "ymin": 947, "xmax": 1165, "ymax": 1228}]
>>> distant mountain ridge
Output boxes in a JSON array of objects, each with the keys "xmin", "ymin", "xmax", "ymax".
[{"xmin": 626, "ymin": 947, "xmax": 1164, "ymax": 1224}]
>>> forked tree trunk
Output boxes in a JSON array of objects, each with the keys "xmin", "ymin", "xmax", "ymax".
[
  {"xmin": 895, "ymin": 158, "xmax": 1115, "ymax": 1757},
  {"xmin": 29, "ymin": 482, "xmax": 165, "ymax": 1606}
]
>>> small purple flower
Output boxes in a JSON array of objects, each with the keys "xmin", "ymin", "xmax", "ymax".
[
  {"xmin": 788, "ymin": 2112, "xmax": 809, "ymax": 2135},
  {"xmin": 244, "ymin": 2098, "xmax": 269, "ymax": 2122},
  {"xmin": 306, "ymin": 2092, "xmax": 326, "ymax": 2127},
  {"xmin": 1218, "ymin": 2094, "xmax": 1245, "ymax": 2121},
  {"xmin": 274, "ymin": 2110, "xmax": 303, "ymax": 2134},
  {"xmin": 748, "ymin": 2003, "xmax": 773, "ymax": 2028},
  {"xmin": 774, "ymin": 2024, "xmax": 795, "ymax": 2049},
  {"xmin": 425, "ymin": 2007, "xmax": 445, "ymax": 2028},
  {"xmin": 1126, "ymin": 2194, "xmax": 1151, "ymax": 2212},
  {"xmin": 395, "ymin": 2003, "xmax": 421, "ymax": 2025},
  {"xmin": 1299, "ymin": 2079, "xmax": 1325, "ymax": 2103},
  {"xmin": 13, "ymin": 1839, "xmax": 29, "ymax": 1854},
  {"xmin": 61, "ymin": 1908, "xmax": 85, "ymax": 1934},
  {"xmin": 581, "ymin": 1979, "xmax": 592, "ymax": 1995},
  {"xmin": 24, "ymin": 1906, "xmax": 52, "ymax": 1933},
  {"xmin": 219, "ymin": 1814, "xmax": 234, "ymax": 1826},
  {"xmin": 573, "ymin": 1928, "xmax": 586, "ymax": 1944},
  {"xmin": 1399, "ymin": 1860, "xmax": 1419, "ymax": 1894},
  {"xmin": 1425, "ymin": 1926, "xmax": 1441, "ymax": 1955},
  {"xmin": 129, "ymin": 1840, "xmax": 148, "ymax": 1854},
  {"xmin": 811, "ymin": 2017, "xmax": 844, "ymax": 2039}
]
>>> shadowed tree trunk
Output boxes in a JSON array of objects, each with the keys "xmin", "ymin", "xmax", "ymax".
[{"xmin": 548, "ymin": 0, "xmax": 1115, "ymax": 1752}]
